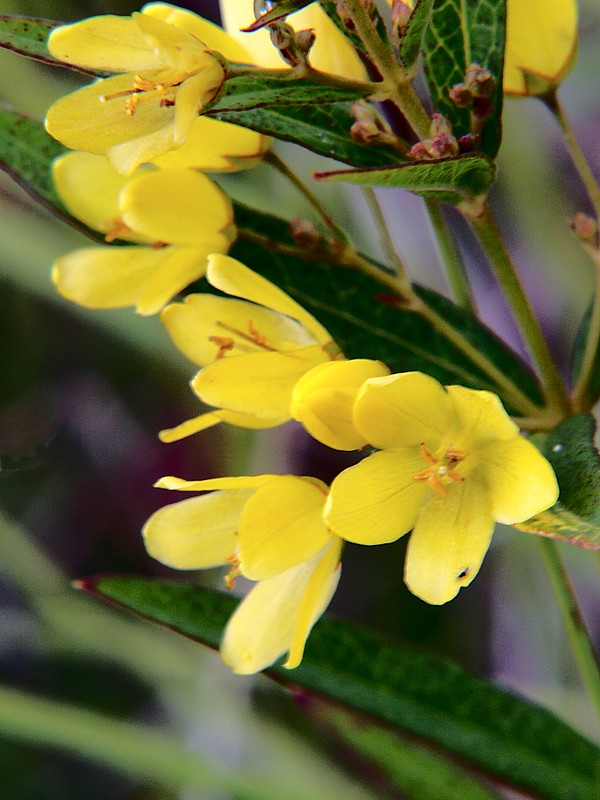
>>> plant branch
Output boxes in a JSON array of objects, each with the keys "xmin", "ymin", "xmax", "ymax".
[
  {"xmin": 538, "ymin": 538, "xmax": 600, "ymax": 725},
  {"xmin": 572, "ymin": 243, "xmax": 600, "ymax": 411},
  {"xmin": 468, "ymin": 202, "xmax": 571, "ymax": 415},
  {"xmin": 425, "ymin": 199, "xmax": 475, "ymax": 313},
  {"xmin": 362, "ymin": 186, "xmax": 409, "ymax": 282}
]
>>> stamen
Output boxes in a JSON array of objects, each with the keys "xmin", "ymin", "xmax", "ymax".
[
  {"xmin": 224, "ymin": 554, "xmax": 241, "ymax": 589},
  {"xmin": 104, "ymin": 218, "xmax": 132, "ymax": 243},
  {"xmin": 216, "ymin": 320, "xmax": 277, "ymax": 352},
  {"xmin": 412, "ymin": 443, "xmax": 468, "ymax": 496},
  {"xmin": 208, "ymin": 335, "xmax": 235, "ymax": 359}
]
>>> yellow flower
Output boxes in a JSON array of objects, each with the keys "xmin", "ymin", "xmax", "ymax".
[
  {"xmin": 325, "ymin": 371, "xmax": 559, "ymax": 605},
  {"xmin": 159, "ymin": 253, "xmax": 342, "ymax": 441},
  {"xmin": 504, "ymin": 0, "xmax": 578, "ymax": 96},
  {"xmin": 218, "ymin": 0, "xmax": 366, "ymax": 78},
  {"xmin": 45, "ymin": 5, "xmax": 235, "ymax": 174},
  {"xmin": 143, "ymin": 474, "xmax": 342, "ymax": 673},
  {"xmin": 52, "ymin": 151, "xmax": 234, "ymax": 314},
  {"xmin": 291, "ymin": 358, "xmax": 391, "ymax": 450}
]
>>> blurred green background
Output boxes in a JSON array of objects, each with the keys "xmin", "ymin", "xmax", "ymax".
[{"xmin": 1, "ymin": 1, "xmax": 600, "ymax": 798}]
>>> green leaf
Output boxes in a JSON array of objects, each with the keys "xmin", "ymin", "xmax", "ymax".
[
  {"xmin": 243, "ymin": 0, "xmax": 314, "ymax": 31},
  {"xmin": 229, "ymin": 202, "xmax": 542, "ymax": 412},
  {"xmin": 422, "ymin": 0, "xmax": 506, "ymax": 158},
  {"xmin": 398, "ymin": 0, "xmax": 435, "ymax": 71},
  {"xmin": 543, "ymin": 414, "xmax": 600, "ymax": 522},
  {"xmin": 572, "ymin": 299, "xmax": 600, "ymax": 406},
  {"xmin": 309, "ymin": 702, "xmax": 502, "ymax": 800},
  {"xmin": 515, "ymin": 503, "xmax": 600, "ymax": 550},
  {"xmin": 208, "ymin": 101, "xmax": 406, "ymax": 167},
  {"xmin": 214, "ymin": 74, "xmax": 370, "ymax": 113},
  {"xmin": 82, "ymin": 576, "xmax": 600, "ymax": 800},
  {"xmin": 314, "ymin": 155, "xmax": 495, "ymax": 206}
]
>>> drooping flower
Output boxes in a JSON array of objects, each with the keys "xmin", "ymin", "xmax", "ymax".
[
  {"xmin": 159, "ymin": 253, "xmax": 342, "ymax": 441},
  {"xmin": 143, "ymin": 473, "xmax": 342, "ymax": 673},
  {"xmin": 52, "ymin": 151, "xmax": 234, "ymax": 314},
  {"xmin": 218, "ymin": 0, "xmax": 366, "ymax": 78},
  {"xmin": 504, "ymin": 0, "xmax": 578, "ymax": 96},
  {"xmin": 324, "ymin": 371, "xmax": 559, "ymax": 605},
  {"xmin": 45, "ymin": 7, "xmax": 227, "ymax": 174}
]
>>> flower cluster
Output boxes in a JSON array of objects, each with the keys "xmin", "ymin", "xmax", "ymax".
[{"xmin": 43, "ymin": 2, "xmax": 567, "ymax": 675}]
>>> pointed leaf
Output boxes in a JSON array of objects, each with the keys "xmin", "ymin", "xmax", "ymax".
[
  {"xmin": 515, "ymin": 503, "xmax": 600, "ymax": 549},
  {"xmin": 314, "ymin": 155, "xmax": 495, "ymax": 205},
  {"xmin": 81, "ymin": 576, "xmax": 600, "ymax": 800},
  {"xmin": 422, "ymin": 0, "xmax": 505, "ymax": 158},
  {"xmin": 398, "ymin": 0, "xmax": 435, "ymax": 71},
  {"xmin": 243, "ymin": 1, "xmax": 314, "ymax": 31},
  {"xmin": 572, "ymin": 299, "xmax": 600, "ymax": 408}
]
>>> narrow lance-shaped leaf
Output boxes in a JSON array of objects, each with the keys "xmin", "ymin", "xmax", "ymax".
[
  {"xmin": 80, "ymin": 576, "xmax": 600, "ymax": 800},
  {"xmin": 398, "ymin": 0, "xmax": 435, "ymax": 72},
  {"xmin": 314, "ymin": 154, "xmax": 495, "ymax": 206},
  {"xmin": 242, "ymin": 1, "xmax": 314, "ymax": 31},
  {"xmin": 422, "ymin": 0, "xmax": 506, "ymax": 158},
  {"xmin": 572, "ymin": 299, "xmax": 600, "ymax": 407}
]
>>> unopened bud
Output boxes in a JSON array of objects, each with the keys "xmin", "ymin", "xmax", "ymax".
[
  {"xmin": 449, "ymin": 82, "xmax": 472, "ymax": 109},
  {"xmin": 429, "ymin": 113, "xmax": 453, "ymax": 138},
  {"xmin": 296, "ymin": 28, "xmax": 316, "ymax": 56},
  {"xmin": 464, "ymin": 63, "xmax": 496, "ymax": 98},
  {"xmin": 571, "ymin": 212, "xmax": 599, "ymax": 245},
  {"xmin": 391, "ymin": 0, "xmax": 413, "ymax": 29},
  {"xmin": 350, "ymin": 118, "xmax": 382, "ymax": 144},
  {"xmin": 269, "ymin": 22, "xmax": 294, "ymax": 51},
  {"xmin": 290, "ymin": 216, "xmax": 321, "ymax": 248},
  {"xmin": 409, "ymin": 115, "xmax": 458, "ymax": 159}
]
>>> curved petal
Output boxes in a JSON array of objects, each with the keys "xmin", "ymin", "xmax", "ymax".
[
  {"xmin": 446, "ymin": 385, "xmax": 518, "ymax": 448},
  {"xmin": 221, "ymin": 538, "xmax": 341, "ymax": 674},
  {"xmin": 155, "ymin": 475, "xmax": 276, "ymax": 492},
  {"xmin": 152, "ymin": 116, "xmax": 268, "ymax": 172},
  {"xmin": 158, "ymin": 407, "xmax": 277, "ymax": 443},
  {"xmin": 207, "ymin": 254, "xmax": 335, "ymax": 346},
  {"xmin": 479, "ymin": 436, "xmax": 559, "ymax": 523},
  {"xmin": 48, "ymin": 15, "xmax": 162, "ymax": 72},
  {"xmin": 52, "ymin": 152, "xmax": 148, "ymax": 241},
  {"xmin": 291, "ymin": 359, "xmax": 390, "ymax": 450},
  {"xmin": 161, "ymin": 293, "xmax": 316, "ymax": 367},
  {"xmin": 172, "ymin": 65, "xmax": 225, "ymax": 143},
  {"xmin": 325, "ymin": 449, "xmax": 428, "ymax": 544},
  {"xmin": 239, "ymin": 476, "xmax": 330, "ymax": 580},
  {"xmin": 142, "ymin": 3, "xmax": 253, "ymax": 62},
  {"xmin": 106, "ymin": 121, "xmax": 177, "ymax": 175},
  {"xmin": 192, "ymin": 346, "xmax": 330, "ymax": 420},
  {"xmin": 354, "ymin": 371, "xmax": 452, "ymax": 450},
  {"xmin": 142, "ymin": 490, "xmax": 250, "ymax": 568},
  {"xmin": 404, "ymin": 479, "xmax": 494, "ymax": 605},
  {"xmin": 504, "ymin": 0, "xmax": 577, "ymax": 96},
  {"xmin": 121, "ymin": 169, "xmax": 233, "ymax": 245}
]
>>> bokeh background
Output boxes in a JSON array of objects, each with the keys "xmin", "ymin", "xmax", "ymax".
[{"xmin": 1, "ymin": 1, "xmax": 600, "ymax": 797}]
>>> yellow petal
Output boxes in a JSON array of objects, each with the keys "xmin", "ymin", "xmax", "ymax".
[
  {"xmin": 445, "ymin": 385, "xmax": 518, "ymax": 447},
  {"xmin": 155, "ymin": 475, "xmax": 276, "ymax": 491},
  {"xmin": 192, "ymin": 346, "xmax": 330, "ymax": 420},
  {"xmin": 172, "ymin": 65, "xmax": 225, "ymax": 143},
  {"xmin": 52, "ymin": 152, "xmax": 149, "ymax": 242},
  {"xmin": 158, "ymin": 408, "xmax": 283, "ymax": 443},
  {"xmin": 207, "ymin": 254, "xmax": 335, "ymax": 346},
  {"xmin": 354, "ymin": 372, "xmax": 452, "ymax": 450},
  {"xmin": 404, "ymin": 480, "xmax": 495, "ymax": 605},
  {"xmin": 142, "ymin": 3, "xmax": 253, "ymax": 62},
  {"xmin": 142, "ymin": 490, "xmax": 249, "ymax": 568},
  {"xmin": 121, "ymin": 169, "xmax": 233, "ymax": 245},
  {"xmin": 48, "ymin": 15, "xmax": 162, "ymax": 72},
  {"xmin": 106, "ymin": 122, "xmax": 178, "ymax": 176},
  {"xmin": 291, "ymin": 359, "xmax": 390, "ymax": 450},
  {"xmin": 479, "ymin": 436, "xmax": 559, "ymax": 523},
  {"xmin": 52, "ymin": 244, "xmax": 216, "ymax": 315},
  {"xmin": 152, "ymin": 116, "xmax": 268, "ymax": 172},
  {"xmin": 325, "ymin": 450, "xmax": 428, "ymax": 544},
  {"xmin": 46, "ymin": 73, "xmax": 175, "ymax": 162},
  {"xmin": 221, "ymin": 539, "xmax": 341, "ymax": 674},
  {"xmin": 161, "ymin": 293, "xmax": 316, "ymax": 367},
  {"xmin": 239, "ymin": 476, "xmax": 330, "ymax": 580},
  {"xmin": 133, "ymin": 11, "xmax": 213, "ymax": 70},
  {"xmin": 504, "ymin": 0, "xmax": 577, "ymax": 96},
  {"xmin": 218, "ymin": 1, "xmax": 366, "ymax": 79}
]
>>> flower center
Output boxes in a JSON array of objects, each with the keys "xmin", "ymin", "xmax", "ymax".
[
  {"xmin": 208, "ymin": 320, "xmax": 278, "ymax": 359},
  {"xmin": 411, "ymin": 442, "xmax": 468, "ymax": 497},
  {"xmin": 100, "ymin": 71, "xmax": 194, "ymax": 116}
]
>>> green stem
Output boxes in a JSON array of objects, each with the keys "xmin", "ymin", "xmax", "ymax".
[
  {"xmin": 425, "ymin": 199, "xmax": 475, "ymax": 313},
  {"xmin": 538, "ymin": 539, "xmax": 600, "ymax": 724},
  {"xmin": 468, "ymin": 203, "xmax": 571, "ymax": 415},
  {"xmin": 225, "ymin": 63, "xmax": 380, "ymax": 96},
  {"xmin": 0, "ymin": 684, "xmax": 292, "ymax": 800},
  {"xmin": 264, "ymin": 150, "xmax": 348, "ymax": 243},
  {"xmin": 340, "ymin": 0, "xmax": 431, "ymax": 139},
  {"xmin": 544, "ymin": 91, "xmax": 600, "ymax": 222},
  {"xmin": 362, "ymin": 186, "xmax": 409, "ymax": 281},
  {"xmin": 572, "ymin": 244, "xmax": 600, "ymax": 411}
]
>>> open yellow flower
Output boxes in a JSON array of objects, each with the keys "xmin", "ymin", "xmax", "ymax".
[
  {"xmin": 143, "ymin": 473, "xmax": 342, "ymax": 673},
  {"xmin": 504, "ymin": 0, "xmax": 577, "ymax": 96},
  {"xmin": 219, "ymin": 0, "xmax": 366, "ymax": 78},
  {"xmin": 159, "ymin": 253, "xmax": 342, "ymax": 441},
  {"xmin": 325, "ymin": 371, "xmax": 559, "ymax": 605},
  {"xmin": 52, "ymin": 151, "xmax": 234, "ymax": 314},
  {"xmin": 45, "ymin": 4, "xmax": 249, "ymax": 174}
]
